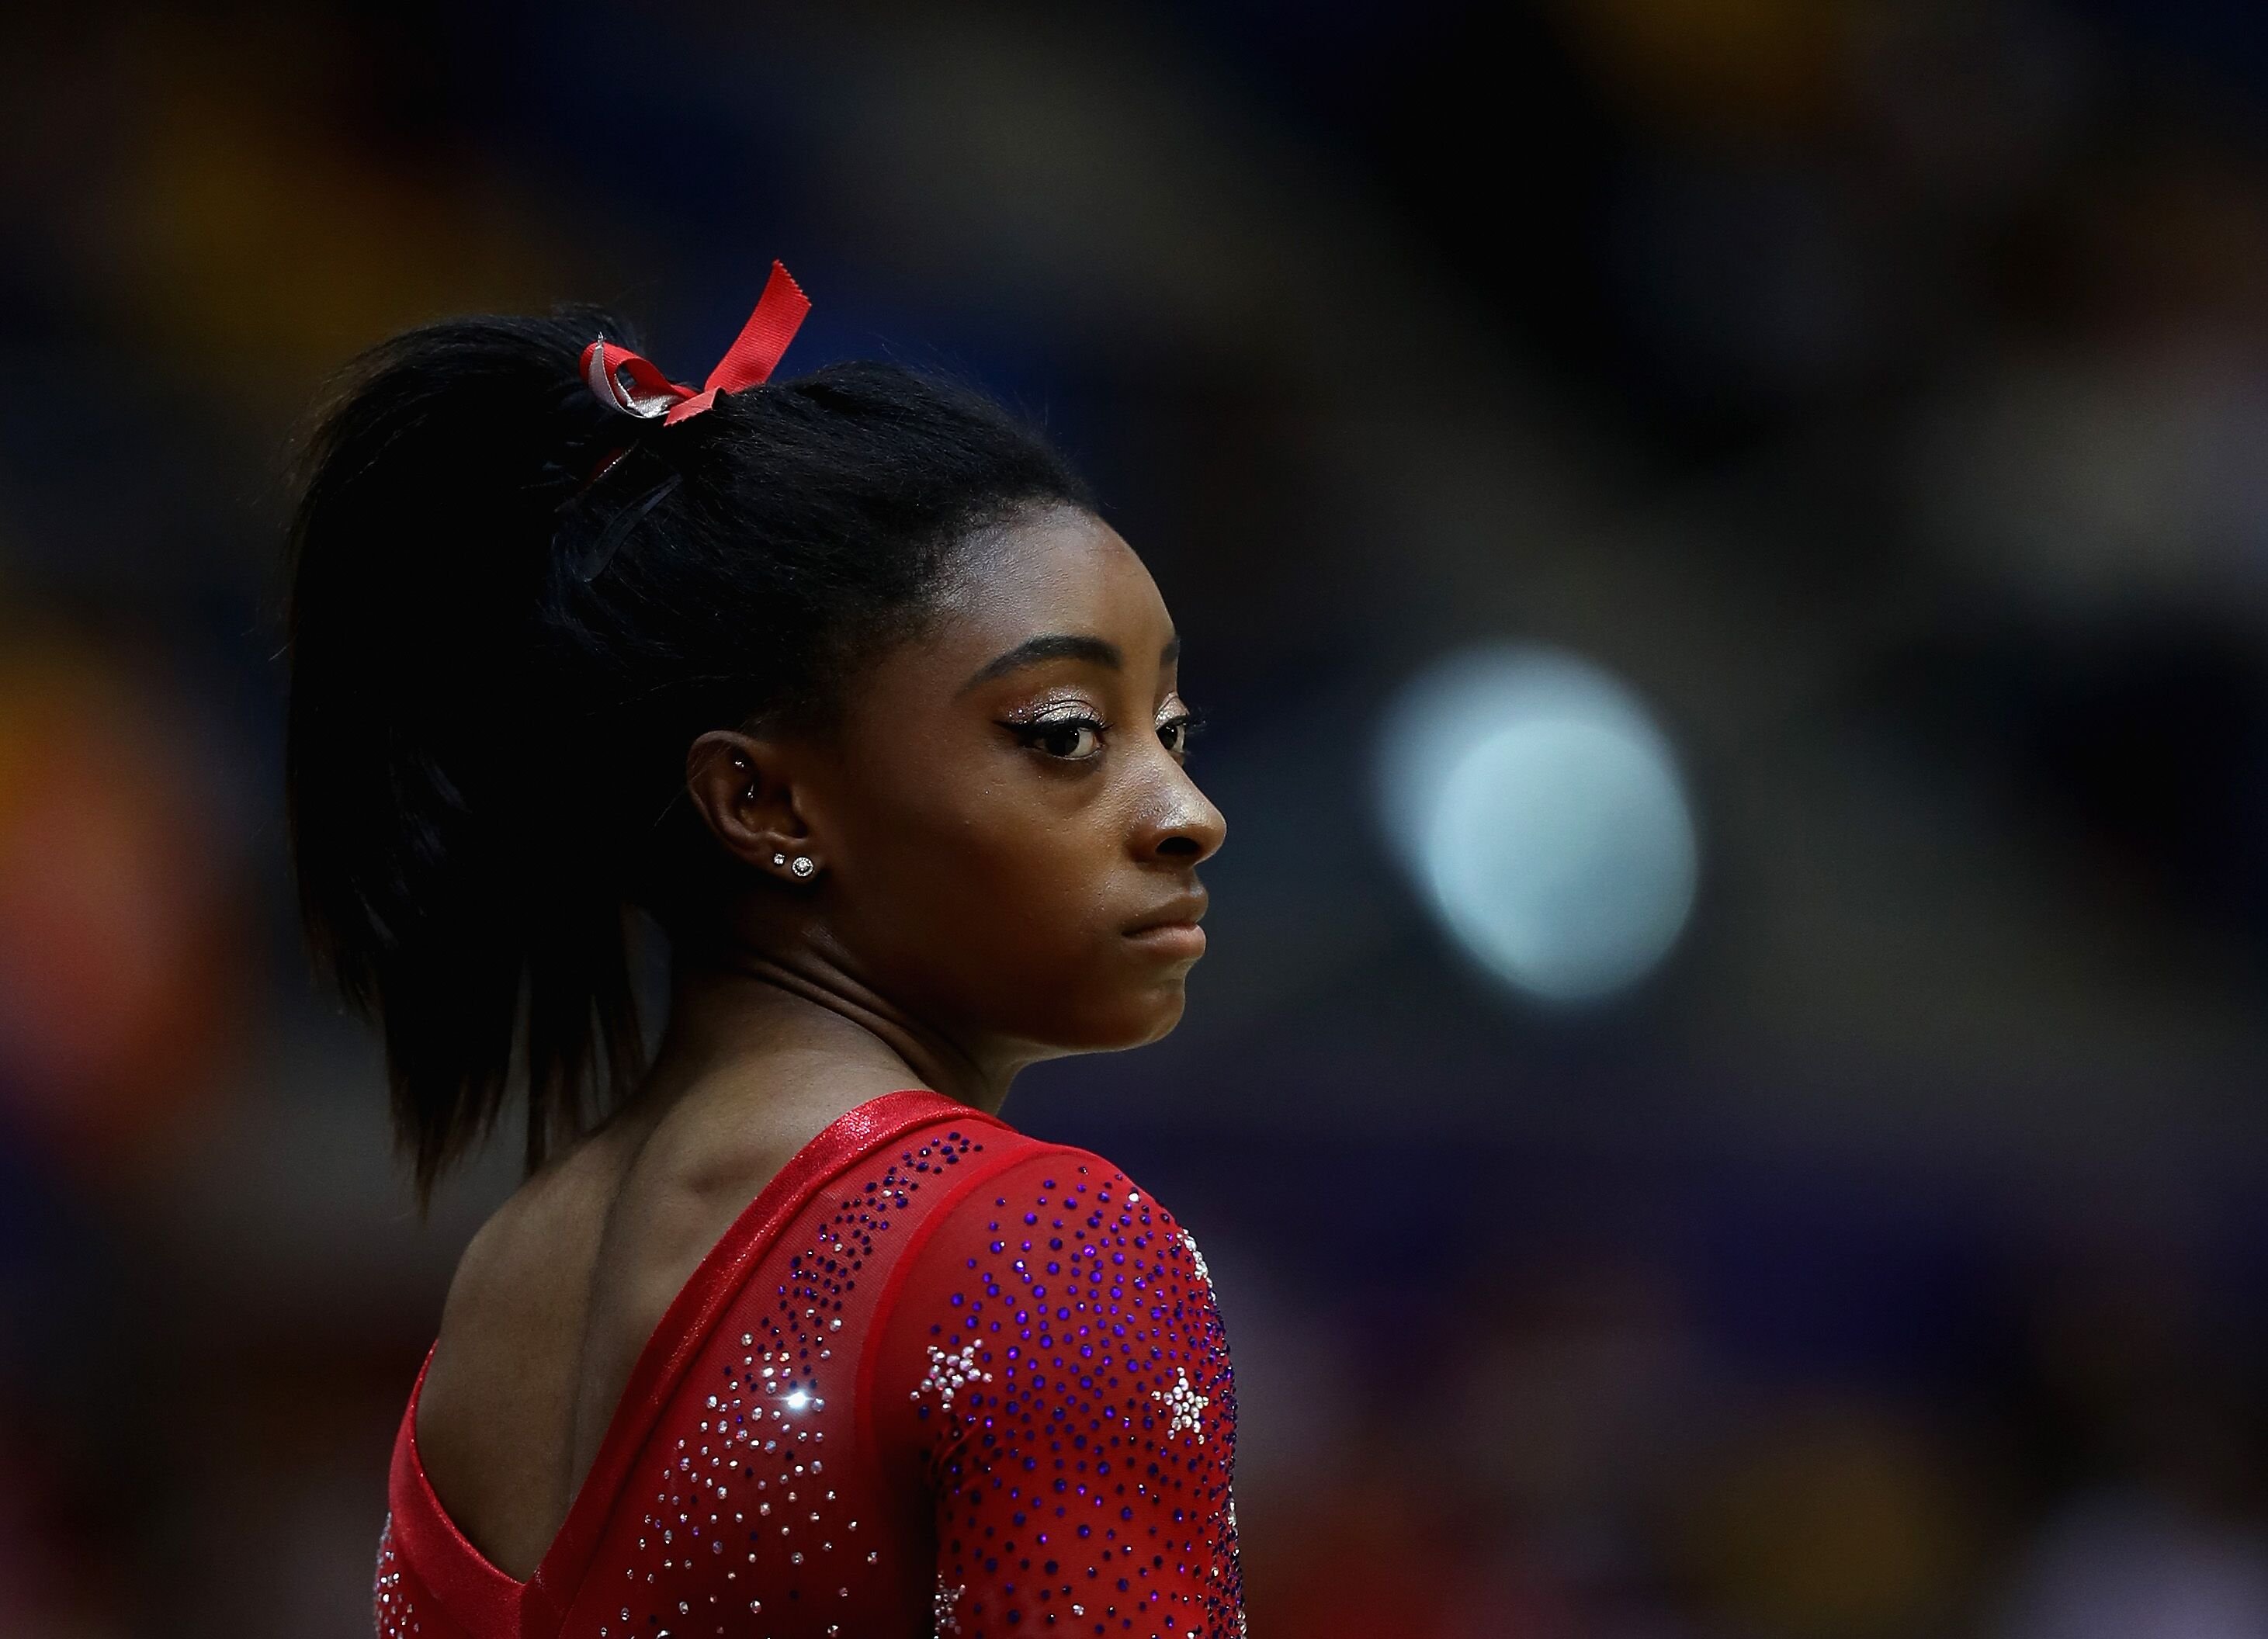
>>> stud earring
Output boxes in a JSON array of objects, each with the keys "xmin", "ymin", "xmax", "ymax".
[
  {"xmin": 790, "ymin": 855, "xmax": 816, "ymax": 878},
  {"xmin": 773, "ymin": 853, "xmax": 787, "ymax": 866}
]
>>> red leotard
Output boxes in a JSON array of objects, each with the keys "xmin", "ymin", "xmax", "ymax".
[{"xmin": 374, "ymin": 1091, "xmax": 1243, "ymax": 1639}]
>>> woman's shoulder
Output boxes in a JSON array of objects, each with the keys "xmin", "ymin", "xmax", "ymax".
[
  {"xmin": 428, "ymin": 1125, "xmax": 624, "ymax": 1374},
  {"xmin": 411, "ymin": 1129, "xmax": 631, "ymax": 1576},
  {"xmin": 861, "ymin": 1126, "xmax": 1230, "ymax": 1476},
  {"xmin": 856, "ymin": 1112, "xmax": 1143, "ymax": 1207},
  {"xmin": 878, "ymin": 1127, "xmax": 1210, "ymax": 1304}
]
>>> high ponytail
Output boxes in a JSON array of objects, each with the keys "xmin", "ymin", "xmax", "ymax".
[
  {"xmin": 288, "ymin": 307, "xmax": 642, "ymax": 1200},
  {"xmin": 286, "ymin": 301, "xmax": 1087, "ymax": 1202}
]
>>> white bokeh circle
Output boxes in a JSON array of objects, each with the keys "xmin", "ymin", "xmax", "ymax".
[{"xmin": 1378, "ymin": 646, "xmax": 1699, "ymax": 1001}]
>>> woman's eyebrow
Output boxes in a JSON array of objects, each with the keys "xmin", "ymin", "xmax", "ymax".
[{"xmin": 960, "ymin": 633, "xmax": 1122, "ymax": 693}]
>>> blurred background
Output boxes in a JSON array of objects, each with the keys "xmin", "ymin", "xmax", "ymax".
[{"xmin": 7, "ymin": 1, "xmax": 2268, "ymax": 1634}]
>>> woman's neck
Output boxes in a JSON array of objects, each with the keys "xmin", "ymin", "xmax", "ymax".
[{"xmin": 640, "ymin": 941, "xmax": 1020, "ymax": 1124}]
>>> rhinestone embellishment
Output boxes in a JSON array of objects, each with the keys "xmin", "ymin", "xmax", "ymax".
[
  {"xmin": 372, "ymin": 1124, "xmax": 1240, "ymax": 1637},
  {"xmin": 914, "ymin": 1341, "xmax": 992, "ymax": 1408},
  {"xmin": 1181, "ymin": 1227, "xmax": 1212, "ymax": 1288},
  {"xmin": 1154, "ymin": 1364, "xmax": 1210, "ymax": 1441}
]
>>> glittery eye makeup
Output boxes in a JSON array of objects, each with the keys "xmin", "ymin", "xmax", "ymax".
[
  {"xmin": 1002, "ymin": 707, "xmax": 1108, "ymax": 761},
  {"xmin": 1156, "ymin": 702, "xmax": 1205, "ymax": 761}
]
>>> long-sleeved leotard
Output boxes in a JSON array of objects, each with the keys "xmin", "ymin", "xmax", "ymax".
[{"xmin": 375, "ymin": 1091, "xmax": 1242, "ymax": 1639}]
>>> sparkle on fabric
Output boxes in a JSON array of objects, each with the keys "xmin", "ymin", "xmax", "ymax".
[{"xmin": 376, "ymin": 1111, "xmax": 1240, "ymax": 1637}]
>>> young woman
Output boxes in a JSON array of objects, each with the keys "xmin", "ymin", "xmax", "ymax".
[{"xmin": 287, "ymin": 265, "xmax": 1237, "ymax": 1638}]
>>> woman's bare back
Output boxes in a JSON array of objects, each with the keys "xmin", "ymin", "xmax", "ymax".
[{"xmin": 409, "ymin": 1059, "xmax": 918, "ymax": 1579}]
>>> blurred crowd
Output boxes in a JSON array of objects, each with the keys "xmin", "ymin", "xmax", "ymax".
[{"xmin": 7, "ymin": 2, "xmax": 2268, "ymax": 1634}]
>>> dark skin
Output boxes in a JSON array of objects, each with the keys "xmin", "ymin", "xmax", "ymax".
[{"xmin": 414, "ymin": 506, "xmax": 1226, "ymax": 1580}]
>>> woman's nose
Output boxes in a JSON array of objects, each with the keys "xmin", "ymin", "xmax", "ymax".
[{"xmin": 1137, "ymin": 768, "xmax": 1226, "ymax": 867}]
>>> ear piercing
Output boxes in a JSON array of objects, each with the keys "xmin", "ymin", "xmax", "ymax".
[{"xmin": 732, "ymin": 758, "xmax": 805, "ymax": 876}]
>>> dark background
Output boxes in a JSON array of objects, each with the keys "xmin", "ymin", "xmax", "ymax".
[{"xmin": 8, "ymin": 2, "xmax": 2268, "ymax": 1634}]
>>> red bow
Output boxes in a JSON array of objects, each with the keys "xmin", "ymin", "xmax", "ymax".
[{"xmin": 580, "ymin": 261, "xmax": 812, "ymax": 425}]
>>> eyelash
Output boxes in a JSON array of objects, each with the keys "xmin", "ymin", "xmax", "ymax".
[{"xmin": 1007, "ymin": 705, "xmax": 1207, "ymax": 763}]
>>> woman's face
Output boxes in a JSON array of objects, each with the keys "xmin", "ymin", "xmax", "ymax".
[{"xmin": 793, "ymin": 506, "xmax": 1226, "ymax": 1058}]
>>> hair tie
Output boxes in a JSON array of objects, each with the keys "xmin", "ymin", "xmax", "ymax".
[{"xmin": 580, "ymin": 261, "xmax": 811, "ymax": 426}]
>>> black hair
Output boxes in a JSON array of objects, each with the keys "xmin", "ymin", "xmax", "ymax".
[{"xmin": 286, "ymin": 303, "xmax": 1089, "ymax": 1201}]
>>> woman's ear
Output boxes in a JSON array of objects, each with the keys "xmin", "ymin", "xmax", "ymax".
[{"xmin": 686, "ymin": 729, "xmax": 825, "ymax": 885}]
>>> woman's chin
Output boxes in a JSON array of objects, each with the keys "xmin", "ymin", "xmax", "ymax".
[
  {"xmin": 1114, "ymin": 979, "xmax": 1191, "ymax": 1048},
  {"xmin": 1039, "ymin": 979, "xmax": 1189, "ymax": 1054}
]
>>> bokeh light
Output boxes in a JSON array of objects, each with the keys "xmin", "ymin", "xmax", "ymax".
[{"xmin": 1378, "ymin": 645, "xmax": 1700, "ymax": 1001}]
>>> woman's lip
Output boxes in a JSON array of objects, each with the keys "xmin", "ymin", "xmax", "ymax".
[
  {"xmin": 1124, "ymin": 921, "xmax": 1207, "ymax": 958},
  {"xmin": 1124, "ymin": 892, "xmax": 1208, "ymax": 936}
]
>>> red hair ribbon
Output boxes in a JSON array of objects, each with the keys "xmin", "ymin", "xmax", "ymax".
[{"xmin": 580, "ymin": 260, "xmax": 812, "ymax": 425}]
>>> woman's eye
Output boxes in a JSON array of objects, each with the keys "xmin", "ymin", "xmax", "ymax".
[
  {"xmin": 1020, "ymin": 716, "xmax": 1105, "ymax": 760},
  {"xmin": 1157, "ymin": 708, "xmax": 1205, "ymax": 761}
]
